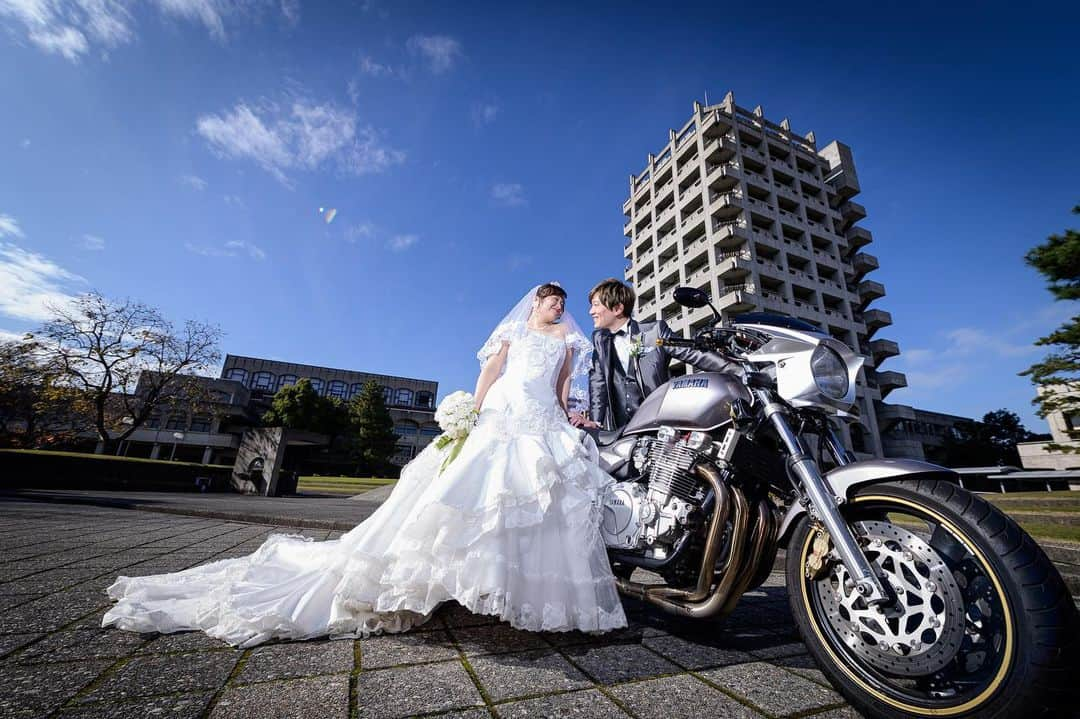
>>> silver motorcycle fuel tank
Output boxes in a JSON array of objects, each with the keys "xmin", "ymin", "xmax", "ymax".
[{"xmin": 622, "ymin": 371, "xmax": 752, "ymax": 435}]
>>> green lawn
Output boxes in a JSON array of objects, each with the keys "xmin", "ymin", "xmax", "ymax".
[
  {"xmin": 0, "ymin": 448, "xmax": 231, "ymax": 469},
  {"xmin": 296, "ymin": 476, "xmax": 397, "ymax": 496}
]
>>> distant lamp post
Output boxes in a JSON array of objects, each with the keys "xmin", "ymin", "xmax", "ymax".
[{"xmin": 170, "ymin": 432, "xmax": 185, "ymax": 461}]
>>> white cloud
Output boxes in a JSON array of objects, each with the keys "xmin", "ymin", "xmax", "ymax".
[
  {"xmin": 507, "ymin": 253, "xmax": 532, "ymax": 270},
  {"xmin": 0, "ymin": 214, "xmax": 24, "ymax": 238},
  {"xmin": 0, "ymin": 327, "xmax": 33, "ymax": 343},
  {"xmin": 196, "ymin": 97, "xmax": 405, "ymax": 184},
  {"xmin": 179, "ymin": 173, "xmax": 207, "ymax": 191},
  {"xmin": 471, "ymin": 101, "xmax": 498, "ymax": 126},
  {"xmin": 20, "ymin": 138, "xmax": 31, "ymax": 148},
  {"xmin": 387, "ymin": 234, "xmax": 417, "ymax": 251},
  {"xmin": 491, "ymin": 182, "xmax": 526, "ymax": 207},
  {"xmin": 81, "ymin": 234, "xmax": 105, "ymax": 250},
  {"xmin": 0, "ymin": 242, "xmax": 84, "ymax": 321},
  {"xmin": 406, "ymin": 34, "xmax": 462, "ymax": 74},
  {"xmin": 222, "ymin": 193, "xmax": 243, "ymax": 206},
  {"xmin": 344, "ymin": 221, "xmax": 375, "ymax": 243},
  {"xmin": 185, "ymin": 239, "xmax": 265, "ymax": 260},
  {"xmin": 0, "ymin": 0, "xmax": 292, "ymax": 62},
  {"xmin": 358, "ymin": 54, "xmax": 393, "ymax": 77}
]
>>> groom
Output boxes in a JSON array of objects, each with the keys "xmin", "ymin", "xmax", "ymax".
[{"xmin": 571, "ymin": 278, "xmax": 738, "ymax": 432}]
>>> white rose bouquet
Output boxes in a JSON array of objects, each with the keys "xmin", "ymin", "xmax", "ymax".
[{"xmin": 433, "ymin": 390, "xmax": 479, "ymax": 473}]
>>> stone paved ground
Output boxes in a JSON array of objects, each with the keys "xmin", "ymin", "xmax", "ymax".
[{"xmin": 0, "ymin": 500, "xmax": 866, "ymax": 719}]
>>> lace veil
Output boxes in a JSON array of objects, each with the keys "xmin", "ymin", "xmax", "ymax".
[{"xmin": 476, "ymin": 283, "xmax": 593, "ymax": 406}]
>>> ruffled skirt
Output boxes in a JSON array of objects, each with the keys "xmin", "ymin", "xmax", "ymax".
[{"xmin": 102, "ymin": 407, "xmax": 627, "ymax": 647}]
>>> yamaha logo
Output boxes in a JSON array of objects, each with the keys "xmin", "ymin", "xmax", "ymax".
[{"xmin": 671, "ymin": 378, "xmax": 709, "ymax": 390}]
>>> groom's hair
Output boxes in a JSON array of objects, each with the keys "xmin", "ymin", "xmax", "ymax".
[{"xmin": 589, "ymin": 279, "xmax": 635, "ymax": 318}]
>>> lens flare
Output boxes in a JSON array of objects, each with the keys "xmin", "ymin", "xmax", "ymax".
[{"xmin": 318, "ymin": 207, "xmax": 337, "ymax": 224}]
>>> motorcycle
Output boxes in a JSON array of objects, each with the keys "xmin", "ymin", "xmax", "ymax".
[{"xmin": 595, "ymin": 286, "xmax": 1078, "ymax": 718}]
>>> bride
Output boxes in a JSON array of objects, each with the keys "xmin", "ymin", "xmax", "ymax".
[{"xmin": 102, "ymin": 283, "xmax": 627, "ymax": 647}]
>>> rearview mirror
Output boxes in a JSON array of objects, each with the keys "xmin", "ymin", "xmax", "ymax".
[{"xmin": 673, "ymin": 286, "xmax": 710, "ymax": 309}]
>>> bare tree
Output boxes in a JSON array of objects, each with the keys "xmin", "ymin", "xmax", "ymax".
[{"xmin": 30, "ymin": 293, "xmax": 223, "ymax": 453}]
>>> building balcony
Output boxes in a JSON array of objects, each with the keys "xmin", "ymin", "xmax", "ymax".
[
  {"xmin": 717, "ymin": 282, "xmax": 756, "ymax": 313},
  {"xmin": 716, "ymin": 248, "xmax": 752, "ymax": 280},
  {"xmin": 856, "ymin": 279, "xmax": 886, "ymax": 307},
  {"xmin": 869, "ymin": 338, "xmax": 900, "ymax": 365},
  {"xmin": 851, "ymin": 252, "xmax": 880, "ymax": 279},
  {"xmin": 874, "ymin": 370, "xmax": 907, "ymax": 399},
  {"xmin": 704, "ymin": 135, "xmax": 737, "ymax": 164},
  {"xmin": 845, "ymin": 226, "xmax": 873, "ymax": 251},
  {"xmin": 860, "ymin": 308, "xmax": 893, "ymax": 335},
  {"xmin": 623, "ymin": 219, "xmax": 632, "ymax": 236},
  {"xmin": 712, "ymin": 220, "xmax": 749, "ymax": 249},
  {"xmin": 840, "ymin": 200, "xmax": 866, "ymax": 225}
]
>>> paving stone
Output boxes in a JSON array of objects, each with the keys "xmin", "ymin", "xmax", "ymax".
[
  {"xmin": 56, "ymin": 692, "xmax": 214, "ymax": 718},
  {"xmin": 609, "ymin": 674, "xmax": 757, "ymax": 719},
  {"xmin": 434, "ymin": 710, "xmax": 491, "ymax": 719},
  {"xmin": 700, "ymin": 661, "xmax": 844, "ymax": 717},
  {"xmin": 641, "ymin": 634, "xmax": 755, "ymax": 670},
  {"xmin": 13, "ymin": 628, "xmax": 147, "ymax": 663},
  {"xmin": 0, "ymin": 631, "xmax": 42, "ymax": 658},
  {"xmin": 470, "ymin": 649, "xmax": 590, "ymax": 701},
  {"xmin": 211, "ymin": 675, "xmax": 350, "ymax": 719},
  {"xmin": 0, "ymin": 590, "xmax": 109, "ymax": 633},
  {"xmin": 235, "ymin": 640, "xmax": 353, "ymax": 683},
  {"xmin": 0, "ymin": 660, "xmax": 111, "ymax": 715},
  {"xmin": 0, "ymin": 593, "xmax": 43, "ymax": 611},
  {"xmin": 76, "ymin": 651, "xmax": 240, "ymax": 703},
  {"xmin": 542, "ymin": 625, "xmax": 647, "ymax": 648},
  {"xmin": 747, "ymin": 641, "xmax": 808, "ymax": 660},
  {"xmin": 496, "ymin": 688, "xmax": 630, "ymax": 718},
  {"xmin": 355, "ymin": 660, "xmax": 483, "ymax": 719},
  {"xmin": 561, "ymin": 643, "xmax": 679, "ymax": 684},
  {"xmin": 809, "ymin": 707, "xmax": 865, "ymax": 718},
  {"xmin": 774, "ymin": 653, "xmax": 829, "ymax": 686},
  {"xmin": 359, "ymin": 628, "xmax": 459, "ymax": 668},
  {"xmin": 450, "ymin": 622, "xmax": 549, "ymax": 656},
  {"xmin": 136, "ymin": 630, "xmax": 235, "ymax": 655}
]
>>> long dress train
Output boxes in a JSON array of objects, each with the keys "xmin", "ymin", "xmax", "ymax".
[{"xmin": 102, "ymin": 329, "xmax": 627, "ymax": 647}]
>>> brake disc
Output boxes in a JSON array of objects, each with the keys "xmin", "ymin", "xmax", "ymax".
[{"xmin": 812, "ymin": 520, "xmax": 966, "ymax": 675}]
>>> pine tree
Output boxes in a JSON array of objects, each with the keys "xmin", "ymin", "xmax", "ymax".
[
  {"xmin": 1020, "ymin": 205, "xmax": 1080, "ymax": 450},
  {"xmin": 348, "ymin": 379, "xmax": 398, "ymax": 475}
]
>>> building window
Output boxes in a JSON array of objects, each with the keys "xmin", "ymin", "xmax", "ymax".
[
  {"xmin": 395, "ymin": 388, "xmax": 413, "ymax": 406},
  {"xmin": 190, "ymin": 414, "xmax": 212, "ymax": 432},
  {"xmin": 308, "ymin": 378, "xmax": 324, "ymax": 395},
  {"xmin": 382, "ymin": 386, "xmax": 394, "ymax": 405},
  {"xmin": 165, "ymin": 414, "xmax": 187, "ymax": 431},
  {"xmin": 145, "ymin": 412, "xmax": 161, "ymax": 429},
  {"xmin": 349, "ymin": 382, "xmax": 364, "ymax": 399},
  {"xmin": 394, "ymin": 421, "xmax": 418, "ymax": 437},
  {"xmin": 276, "ymin": 374, "xmax": 298, "ymax": 391},
  {"xmin": 415, "ymin": 391, "xmax": 434, "ymax": 409},
  {"xmin": 224, "ymin": 368, "xmax": 247, "ymax": 384},
  {"xmin": 251, "ymin": 371, "xmax": 274, "ymax": 391},
  {"xmin": 327, "ymin": 380, "xmax": 347, "ymax": 400},
  {"xmin": 419, "ymin": 424, "xmax": 441, "ymax": 437},
  {"xmin": 394, "ymin": 444, "xmax": 415, "ymax": 460}
]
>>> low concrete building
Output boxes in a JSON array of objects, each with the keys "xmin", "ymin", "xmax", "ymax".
[
  {"xmin": 875, "ymin": 402, "xmax": 973, "ymax": 464},
  {"xmin": 220, "ymin": 354, "xmax": 439, "ymax": 465},
  {"xmin": 1017, "ymin": 386, "xmax": 1080, "ymax": 470}
]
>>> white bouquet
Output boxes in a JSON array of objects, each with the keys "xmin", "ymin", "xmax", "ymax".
[{"xmin": 433, "ymin": 391, "xmax": 478, "ymax": 473}]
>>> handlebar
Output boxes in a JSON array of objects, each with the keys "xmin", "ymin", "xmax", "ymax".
[{"xmin": 655, "ymin": 337, "xmax": 696, "ymax": 349}]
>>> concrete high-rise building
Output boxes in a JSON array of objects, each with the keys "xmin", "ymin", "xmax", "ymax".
[{"xmin": 621, "ymin": 91, "xmax": 905, "ymax": 457}]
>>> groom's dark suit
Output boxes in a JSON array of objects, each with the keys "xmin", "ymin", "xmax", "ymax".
[{"xmin": 589, "ymin": 318, "xmax": 737, "ymax": 431}]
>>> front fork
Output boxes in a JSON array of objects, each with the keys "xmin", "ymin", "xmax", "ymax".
[{"xmin": 752, "ymin": 389, "xmax": 890, "ymax": 604}]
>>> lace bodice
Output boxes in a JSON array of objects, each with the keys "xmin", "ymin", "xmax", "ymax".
[{"xmin": 479, "ymin": 330, "xmax": 572, "ymax": 437}]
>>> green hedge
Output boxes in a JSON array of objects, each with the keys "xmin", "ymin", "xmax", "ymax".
[{"xmin": 0, "ymin": 449, "xmax": 234, "ymax": 493}]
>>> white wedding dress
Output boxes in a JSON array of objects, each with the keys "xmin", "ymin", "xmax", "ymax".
[{"xmin": 102, "ymin": 329, "xmax": 627, "ymax": 647}]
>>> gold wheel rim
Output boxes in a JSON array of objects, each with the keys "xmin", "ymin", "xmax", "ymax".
[{"xmin": 798, "ymin": 494, "xmax": 1015, "ymax": 716}]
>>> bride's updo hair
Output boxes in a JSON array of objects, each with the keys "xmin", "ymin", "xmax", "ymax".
[{"xmin": 535, "ymin": 282, "xmax": 567, "ymax": 301}]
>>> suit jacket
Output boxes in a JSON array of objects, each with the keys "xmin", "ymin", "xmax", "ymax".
[{"xmin": 588, "ymin": 318, "xmax": 737, "ymax": 431}]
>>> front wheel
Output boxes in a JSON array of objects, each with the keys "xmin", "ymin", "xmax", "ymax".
[{"xmin": 786, "ymin": 479, "xmax": 1079, "ymax": 718}]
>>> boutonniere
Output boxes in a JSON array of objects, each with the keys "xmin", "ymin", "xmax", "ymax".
[{"xmin": 628, "ymin": 335, "xmax": 653, "ymax": 359}]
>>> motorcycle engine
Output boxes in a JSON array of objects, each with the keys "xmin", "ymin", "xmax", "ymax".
[{"xmin": 601, "ymin": 427, "xmax": 711, "ymax": 560}]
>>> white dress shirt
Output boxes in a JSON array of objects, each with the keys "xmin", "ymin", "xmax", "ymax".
[{"xmin": 611, "ymin": 318, "xmax": 632, "ymax": 374}]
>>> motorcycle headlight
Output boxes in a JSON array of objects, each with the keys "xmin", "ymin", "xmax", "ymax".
[{"xmin": 810, "ymin": 344, "xmax": 849, "ymax": 400}]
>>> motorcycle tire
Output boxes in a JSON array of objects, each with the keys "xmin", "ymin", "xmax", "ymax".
[{"xmin": 785, "ymin": 478, "xmax": 1079, "ymax": 718}]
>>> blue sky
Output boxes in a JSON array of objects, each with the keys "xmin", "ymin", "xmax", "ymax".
[{"xmin": 0, "ymin": 0, "xmax": 1077, "ymax": 430}]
